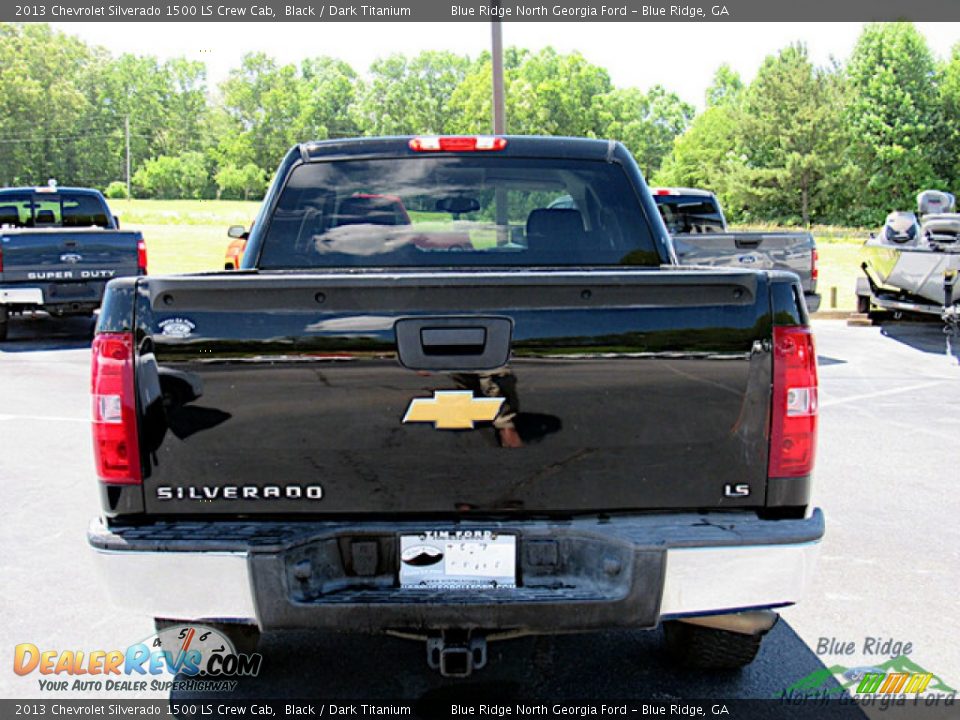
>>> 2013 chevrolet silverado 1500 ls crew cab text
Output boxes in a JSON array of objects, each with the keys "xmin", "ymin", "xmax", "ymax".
[
  {"xmin": 87, "ymin": 136, "xmax": 822, "ymax": 677},
  {"xmin": 0, "ymin": 185, "xmax": 146, "ymax": 340}
]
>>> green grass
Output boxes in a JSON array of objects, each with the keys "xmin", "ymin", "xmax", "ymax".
[
  {"xmin": 113, "ymin": 199, "xmax": 261, "ymax": 227},
  {"xmin": 124, "ymin": 200, "xmax": 869, "ymax": 312},
  {"xmin": 816, "ymin": 241, "xmax": 865, "ymax": 312},
  {"xmin": 138, "ymin": 224, "xmax": 234, "ymax": 275},
  {"xmin": 732, "ymin": 223, "xmax": 872, "ymax": 243}
]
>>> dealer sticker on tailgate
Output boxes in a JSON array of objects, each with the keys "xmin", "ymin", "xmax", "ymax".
[{"xmin": 400, "ymin": 531, "xmax": 516, "ymax": 589}]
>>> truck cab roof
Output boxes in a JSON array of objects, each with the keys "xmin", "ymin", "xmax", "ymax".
[
  {"xmin": 0, "ymin": 186, "xmax": 106, "ymax": 196},
  {"xmin": 649, "ymin": 187, "xmax": 717, "ymax": 197},
  {"xmin": 301, "ymin": 135, "xmax": 627, "ymax": 163}
]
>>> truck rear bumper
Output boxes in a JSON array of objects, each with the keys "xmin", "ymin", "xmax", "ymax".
[{"xmin": 88, "ymin": 510, "xmax": 823, "ymax": 633}]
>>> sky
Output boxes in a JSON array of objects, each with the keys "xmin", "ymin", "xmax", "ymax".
[{"xmin": 51, "ymin": 21, "xmax": 960, "ymax": 108}]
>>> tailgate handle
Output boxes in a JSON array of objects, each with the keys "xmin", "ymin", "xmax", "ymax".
[
  {"xmin": 396, "ymin": 317, "xmax": 512, "ymax": 371},
  {"xmin": 735, "ymin": 237, "xmax": 762, "ymax": 249},
  {"xmin": 420, "ymin": 327, "xmax": 487, "ymax": 356}
]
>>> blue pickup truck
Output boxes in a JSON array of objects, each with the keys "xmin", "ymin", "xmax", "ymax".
[{"xmin": 0, "ymin": 186, "xmax": 146, "ymax": 340}]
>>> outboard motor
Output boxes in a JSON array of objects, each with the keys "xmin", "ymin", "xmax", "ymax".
[{"xmin": 882, "ymin": 211, "xmax": 920, "ymax": 245}]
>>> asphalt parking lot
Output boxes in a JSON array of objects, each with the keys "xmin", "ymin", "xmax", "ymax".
[{"xmin": 1, "ymin": 313, "xmax": 958, "ymax": 706}]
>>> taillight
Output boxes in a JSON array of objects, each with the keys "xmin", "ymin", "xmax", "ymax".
[
  {"xmin": 769, "ymin": 325, "xmax": 818, "ymax": 478},
  {"xmin": 811, "ymin": 248, "xmax": 819, "ymax": 282},
  {"xmin": 409, "ymin": 136, "xmax": 507, "ymax": 152},
  {"xmin": 0, "ymin": 244, "xmax": 4, "ymax": 272},
  {"xmin": 91, "ymin": 333, "xmax": 141, "ymax": 485},
  {"xmin": 137, "ymin": 239, "xmax": 148, "ymax": 275}
]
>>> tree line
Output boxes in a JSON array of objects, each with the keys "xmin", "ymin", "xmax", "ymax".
[
  {"xmin": 656, "ymin": 23, "xmax": 960, "ymax": 226},
  {"xmin": 0, "ymin": 22, "xmax": 958, "ymax": 226}
]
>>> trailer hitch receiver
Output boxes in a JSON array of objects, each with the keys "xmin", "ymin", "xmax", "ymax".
[{"xmin": 426, "ymin": 632, "xmax": 488, "ymax": 677}]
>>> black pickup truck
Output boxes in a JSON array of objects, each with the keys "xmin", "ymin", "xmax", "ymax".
[
  {"xmin": 0, "ymin": 186, "xmax": 145, "ymax": 340},
  {"xmin": 87, "ymin": 136, "xmax": 822, "ymax": 677}
]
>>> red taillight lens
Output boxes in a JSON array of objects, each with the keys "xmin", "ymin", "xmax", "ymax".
[
  {"xmin": 91, "ymin": 333, "xmax": 141, "ymax": 485},
  {"xmin": 0, "ymin": 245, "xmax": 4, "ymax": 272},
  {"xmin": 409, "ymin": 136, "xmax": 507, "ymax": 152},
  {"xmin": 811, "ymin": 248, "xmax": 819, "ymax": 282},
  {"xmin": 137, "ymin": 239, "xmax": 148, "ymax": 275},
  {"xmin": 769, "ymin": 326, "xmax": 818, "ymax": 478}
]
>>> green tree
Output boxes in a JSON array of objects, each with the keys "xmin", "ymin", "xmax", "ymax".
[
  {"xmin": 448, "ymin": 48, "xmax": 622, "ymax": 139},
  {"xmin": 215, "ymin": 162, "xmax": 268, "ymax": 200},
  {"xmin": 596, "ymin": 85, "xmax": 694, "ymax": 178},
  {"xmin": 355, "ymin": 51, "xmax": 471, "ymax": 135},
  {"xmin": 937, "ymin": 42, "xmax": 960, "ymax": 188},
  {"xmin": 133, "ymin": 151, "xmax": 208, "ymax": 199},
  {"xmin": 445, "ymin": 48, "xmax": 528, "ymax": 133},
  {"xmin": 706, "ymin": 64, "xmax": 744, "ymax": 108},
  {"xmin": 80, "ymin": 53, "xmax": 211, "ymax": 190},
  {"xmin": 844, "ymin": 22, "xmax": 941, "ymax": 223},
  {"xmin": 104, "ymin": 181, "xmax": 129, "ymax": 199},
  {"xmin": 653, "ymin": 103, "xmax": 745, "ymax": 213},
  {"xmin": 218, "ymin": 52, "xmax": 360, "ymax": 173},
  {"xmin": 301, "ymin": 56, "xmax": 361, "ymax": 139},
  {"xmin": 0, "ymin": 24, "xmax": 101, "ymax": 186},
  {"xmin": 508, "ymin": 48, "xmax": 613, "ymax": 136},
  {"xmin": 731, "ymin": 44, "xmax": 844, "ymax": 225}
]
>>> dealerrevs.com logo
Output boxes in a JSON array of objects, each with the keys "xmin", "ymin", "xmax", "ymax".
[{"xmin": 14, "ymin": 624, "xmax": 262, "ymax": 693}]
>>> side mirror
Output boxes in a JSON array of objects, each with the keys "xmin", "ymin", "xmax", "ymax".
[
  {"xmin": 228, "ymin": 225, "xmax": 249, "ymax": 240},
  {"xmin": 114, "ymin": 215, "xmax": 120, "ymax": 228}
]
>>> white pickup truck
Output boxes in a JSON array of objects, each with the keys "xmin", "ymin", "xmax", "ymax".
[{"xmin": 650, "ymin": 187, "xmax": 821, "ymax": 313}]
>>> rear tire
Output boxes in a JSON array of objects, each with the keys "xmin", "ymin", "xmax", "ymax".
[
  {"xmin": 856, "ymin": 294, "xmax": 871, "ymax": 314},
  {"xmin": 154, "ymin": 618, "xmax": 261, "ymax": 655},
  {"xmin": 662, "ymin": 621, "xmax": 765, "ymax": 669},
  {"xmin": 0, "ymin": 308, "xmax": 8, "ymax": 341}
]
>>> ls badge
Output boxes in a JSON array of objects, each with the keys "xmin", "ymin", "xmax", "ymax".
[{"xmin": 402, "ymin": 391, "xmax": 504, "ymax": 430}]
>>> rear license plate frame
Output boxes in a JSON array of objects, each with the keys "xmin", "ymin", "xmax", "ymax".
[{"xmin": 399, "ymin": 530, "xmax": 517, "ymax": 589}]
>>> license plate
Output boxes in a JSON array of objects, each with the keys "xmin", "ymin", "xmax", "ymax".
[
  {"xmin": 399, "ymin": 531, "xmax": 516, "ymax": 589},
  {"xmin": 0, "ymin": 288, "xmax": 43, "ymax": 305}
]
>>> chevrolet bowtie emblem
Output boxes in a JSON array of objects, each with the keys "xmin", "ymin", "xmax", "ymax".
[{"xmin": 402, "ymin": 391, "xmax": 505, "ymax": 430}]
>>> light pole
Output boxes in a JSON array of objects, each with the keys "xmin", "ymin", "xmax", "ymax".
[
  {"xmin": 490, "ymin": 16, "xmax": 510, "ymax": 245},
  {"xmin": 491, "ymin": 18, "xmax": 506, "ymax": 134},
  {"xmin": 491, "ymin": 16, "xmax": 508, "ymax": 242}
]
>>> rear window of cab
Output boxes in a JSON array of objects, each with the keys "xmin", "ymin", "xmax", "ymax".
[
  {"xmin": 257, "ymin": 156, "xmax": 661, "ymax": 269},
  {"xmin": 0, "ymin": 192, "xmax": 111, "ymax": 229}
]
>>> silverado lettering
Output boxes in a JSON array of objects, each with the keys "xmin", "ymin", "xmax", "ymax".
[
  {"xmin": 156, "ymin": 485, "xmax": 323, "ymax": 500},
  {"xmin": 87, "ymin": 136, "xmax": 823, "ymax": 676}
]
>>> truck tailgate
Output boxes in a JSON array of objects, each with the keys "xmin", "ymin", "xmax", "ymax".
[
  {"xmin": 135, "ymin": 270, "xmax": 773, "ymax": 516},
  {"xmin": 673, "ymin": 232, "xmax": 816, "ymax": 293},
  {"xmin": 0, "ymin": 228, "xmax": 140, "ymax": 283}
]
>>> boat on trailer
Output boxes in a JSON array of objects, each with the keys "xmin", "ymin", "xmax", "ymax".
[{"xmin": 858, "ymin": 190, "xmax": 960, "ymax": 330}]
